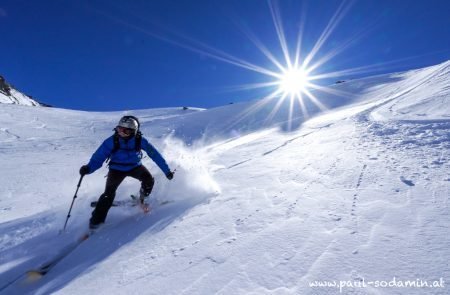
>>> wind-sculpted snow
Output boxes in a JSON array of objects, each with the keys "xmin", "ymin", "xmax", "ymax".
[
  {"xmin": 367, "ymin": 61, "xmax": 450, "ymax": 122},
  {"xmin": 0, "ymin": 60, "xmax": 449, "ymax": 294}
]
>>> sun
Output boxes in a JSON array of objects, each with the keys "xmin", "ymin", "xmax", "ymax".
[{"xmin": 278, "ymin": 67, "xmax": 310, "ymax": 96}]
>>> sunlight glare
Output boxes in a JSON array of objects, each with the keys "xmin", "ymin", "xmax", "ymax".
[{"xmin": 278, "ymin": 67, "xmax": 309, "ymax": 95}]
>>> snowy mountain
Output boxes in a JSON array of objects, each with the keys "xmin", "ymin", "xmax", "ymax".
[
  {"xmin": 0, "ymin": 76, "xmax": 43, "ymax": 106},
  {"xmin": 0, "ymin": 61, "xmax": 449, "ymax": 295}
]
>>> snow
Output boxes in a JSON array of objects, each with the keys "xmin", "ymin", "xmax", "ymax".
[
  {"xmin": 1, "ymin": 61, "xmax": 449, "ymax": 294},
  {"xmin": 0, "ymin": 89, "xmax": 41, "ymax": 106}
]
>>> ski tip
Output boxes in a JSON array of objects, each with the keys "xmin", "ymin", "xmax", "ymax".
[
  {"xmin": 24, "ymin": 271, "xmax": 44, "ymax": 283},
  {"xmin": 80, "ymin": 233, "xmax": 90, "ymax": 241},
  {"xmin": 140, "ymin": 203, "xmax": 151, "ymax": 213}
]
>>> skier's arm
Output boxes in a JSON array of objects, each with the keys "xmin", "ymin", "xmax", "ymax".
[
  {"xmin": 142, "ymin": 138, "xmax": 171, "ymax": 175},
  {"xmin": 86, "ymin": 137, "xmax": 114, "ymax": 174}
]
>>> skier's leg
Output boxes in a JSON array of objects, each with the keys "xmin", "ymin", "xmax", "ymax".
[
  {"xmin": 90, "ymin": 169, "xmax": 126, "ymax": 226},
  {"xmin": 129, "ymin": 165, "xmax": 154, "ymax": 200}
]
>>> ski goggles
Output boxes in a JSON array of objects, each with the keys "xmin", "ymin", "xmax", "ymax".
[{"xmin": 117, "ymin": 126, "xmax": 135, "ymax": 136}]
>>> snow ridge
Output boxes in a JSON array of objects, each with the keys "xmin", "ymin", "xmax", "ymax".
[{"xmin": 0, "ymin": 77, "xmax": 42, "ymax": 106}]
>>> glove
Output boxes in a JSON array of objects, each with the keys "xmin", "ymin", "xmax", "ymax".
[
  {"xmin": 166, "ymin": 171, "xmax": 174, "ymax": 180},
  {"xmin": 79, "ymin": 165, "xmax": 90, "ymax": 176}
]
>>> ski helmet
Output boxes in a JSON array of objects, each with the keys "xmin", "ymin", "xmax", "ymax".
[{"xmin": 117, "ymin": 116, "xmax": 139, "ymax": 132}]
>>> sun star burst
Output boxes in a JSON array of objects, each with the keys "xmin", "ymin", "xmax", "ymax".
[{"xmin": 278, "ymin": 67, "xmax": 310, "ymax": 96}]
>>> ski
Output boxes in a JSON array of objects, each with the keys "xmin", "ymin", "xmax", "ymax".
[
  {"xmin": 90, "ymin": 195, "xmax": 155, "ymax": 213},
  {"xmin": 90, "ymin": 199, "xmax": 135, "ymax": 208},
  {"xmin": 27, "ymin": 197, "xmax": 157, "ymax": 279},
  {"xmin": 90, "ymin": 196, "xmax": 173, "ymax": 211},
  {"xmin": 25, "ymin": 231, "xmax": 91, "ymax": 281},
  {"xmin": 9, "ymin": 198, "xmax": 172, "ymax": 287}
]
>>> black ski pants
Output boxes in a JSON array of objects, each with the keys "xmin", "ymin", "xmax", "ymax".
[{"xmin": 90, "ymin": 165, "xmax": 154, "ymax": 225}]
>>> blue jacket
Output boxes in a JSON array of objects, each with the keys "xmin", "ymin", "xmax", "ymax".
[{"xmin": 87, "ymin": 134, "xmax": 171, "ymax": 174}]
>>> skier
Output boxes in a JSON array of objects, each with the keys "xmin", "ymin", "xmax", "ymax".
[{"xmin": 79, "ymin": 116, "xmax": 174, "ymax": 229}]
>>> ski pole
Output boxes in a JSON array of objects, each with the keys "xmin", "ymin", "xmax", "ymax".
[{"xmin": 61, "ymin": 175, "xmax": 84, "ymax": 233}]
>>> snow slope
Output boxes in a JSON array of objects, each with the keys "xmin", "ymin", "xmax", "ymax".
[
  {"xmin": 0, "ymin": 61, "xmax": 449, "ymax": 295},
  {"xmin": 0, "ymin": 88, "xmax": 42, "ymax": 107}
]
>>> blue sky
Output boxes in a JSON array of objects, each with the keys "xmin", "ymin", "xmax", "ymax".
[{"xmin": 1, "ymin": 0, "xmax": 449, "ymax": 111}]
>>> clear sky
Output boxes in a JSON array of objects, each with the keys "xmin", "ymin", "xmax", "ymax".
[{"xmin": 1, "ymin": 0, "xmax": 449, "ymax": 111}]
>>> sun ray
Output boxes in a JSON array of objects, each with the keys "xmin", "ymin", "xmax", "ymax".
[
  {"xmin": 228, "ymin": 90, "xmax": 284, "ymax": 129},
  {"xmin": 303, "ymin": 0, "xmax": 354, "ymax": 68},
  {"xmin": 293, "ymin": 1, "xmax": 308, "ymax": 69},
  {"xmin": 287, "ymin": 94, "xmax": 296, "ymax": 131},
  {"xmin": 89, "ymin": 6, "xmax": 282, "ymax": 78},
  {"xmin": 296, "ymin": 92, "xmax": 310, "ymax": 119},
  {"xmin": 306, "ymin": 23, "xmax": 375, "ymax": 74},
  {"xmin": 264, "ymin": 91, "xmax": 289, "ymax": 125},
  {"xmin": 302, "ymin": 88, "xmax": 328, "ymax": 112},
  {"xmin": 268, "ymin": 0, "xmax": 292, "ymax": 68},
  {"xmin": 307, "ymin": 83, "xmax": 358, "ymax": 100},
  {"xmin": 213, "ymin": 81, "xmax": 281, "ymax": 94},
  {"xmin": 308, "ymin": 50, "xmax": 450, "ymax": 81},
  {"xmin": 229, "ymin": 17, "xmax": 286, "ymax": 72},
  {"xmin": 169, "ymin": 31, "xmax": 282, "ymax": 77}
]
